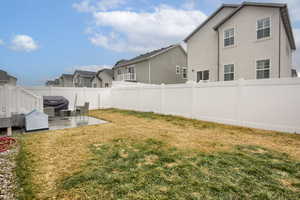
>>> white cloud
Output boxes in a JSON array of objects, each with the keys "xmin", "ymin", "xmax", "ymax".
[
  {"xmin": 10, "ymin": 35, "xmax": 38, "ymax": 52},
  {"xmin": 65, "ymin": 65, "xmax": 111, "ymax": 73},
  {"xmin": 0, "ymin": 39, "xmax": 4, "ymax": 45},
  {"xmin": 183, "ymin": 0, "xmax": 198, "ymax": 10},
  {"xmin": 73, "ymin": 0, "xmax": 126, "ymax": 12},
  {"xmin": 89, "ymin": 5, "xmax": 206, "ymax": 53}
]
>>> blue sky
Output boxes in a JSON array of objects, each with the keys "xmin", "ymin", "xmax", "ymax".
[{"xmin": 0, "ymin": 0, "xmax": 299, "ymax": 85}]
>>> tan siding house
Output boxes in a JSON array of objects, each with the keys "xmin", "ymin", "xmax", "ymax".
[
  {"xmin": 185, "ymin": 2, "xmax": 296, "ymax": 82},
  {"xmin": 59, "ymin": 74, "xmax": 74, "ymax": 87},
  {"xmin": 113, "ymin": 44, "xmax": 187, "ymax": 84},
  {"xmin": 92, "ymin": 68, "xmax": 114, "ymax": 88}
]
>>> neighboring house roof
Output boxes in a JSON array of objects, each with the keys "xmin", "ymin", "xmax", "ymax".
[
  {"xmin": 113, "ymin": 44, "xmax": 186, "ymax": 68},
  {"xmin": 93, "ymin": 68, "xmax": 113, "ymax": 81},
  {"xmin": 184, "ymin": 4, "xmax": 239, "ymax": 42},
  {"xmin": 0, "ymin": 69, "xmax": 17, "ymax": 83},
  {"xmin": 61, "ymin": 74, "xmax": 73, "ymax": 79},
  {"xmin": 74, "ymin": 70, "xmax": 96, "ymax": 78},
  {"xmin": 46, "ymin": 80, "xmax": 55, "ymax": 85},
  {"xmin": 213, "ymin": 2, "xmax": 296, "ymax": 50}
]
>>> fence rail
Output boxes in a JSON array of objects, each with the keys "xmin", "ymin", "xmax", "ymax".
[{"xmin": 3, "ymin": 77, "xmax": 300, "ymax": 134}]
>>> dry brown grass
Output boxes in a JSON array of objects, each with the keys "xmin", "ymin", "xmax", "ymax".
[{"xmin": 20, "ymin": 109, "xmax": 300, "ymax": 199}]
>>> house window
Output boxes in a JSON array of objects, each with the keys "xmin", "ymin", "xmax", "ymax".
[
  {"xmin": 257, "ymin": 17, "xmax": 271, "ymax": 40},
  {"xmin": 224, "ymin": 28, "xmax": 234, "ymax": 47},
  {"xmin": 224, "ymin": 64, "xmax": 234, "ymax": 81},
  {"xmin": 197, "ymin": 70, "xmax": 209, "ymax": 82},
  {"xmin": 256, "ymin": 59, "xmax": 270, "ymax": 79},
  {"xmin": 128, "ymin": 66, "xmax": 135, "ymax": 73},
  {"xmin": 176, "ymin": 66, "xmax": 181, "ymax": 74},
  {"xmin": 182, "ymin": 67, "xmax": 187, "ymax": 79},
  {"xmin": 117, "ymin": 69, "xmax": 122, "ymax": 75}
]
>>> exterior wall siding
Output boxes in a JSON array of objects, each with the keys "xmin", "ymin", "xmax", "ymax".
[
  {"xmin": 113, "ymin": 46, "xmax": 187, "ymax": 84},
  {"xmin": 150, "ymin": 46, "xmax": 187, "ymax": 84},
  {"xmin": 187, "ymin": 6, "xmax": 293, "ymax": 82},
  {"xmin": 187, "ymin": 7, "xmax": 236, "ymax": 82},
  {"xmin": 218, "ymin": 6, "xmax": 281, "ymax": 81}
]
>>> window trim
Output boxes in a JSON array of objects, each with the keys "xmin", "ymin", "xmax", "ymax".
[
  {"xmin": 223, "ymin": 63, "xmax": 235, "ymax": 81},
  {"xmin": 182, "ymin": 67, "xmax": 188, "ymax": 79},
  {"xmin": 223, "ymin": 27, "xmax": 235, "ymax": 48},
  {"xmin": 255, "ymin": 58, "xmax": 271, "ymax": 79},
  {"xmin": 176, "ymin": 65, "xmax": 181, "ymax": 75},
  {"xmin": 256, "ymin": 17, "xmax": 272, "ymax": 41},
  {"xmin": 196, "ymin": 70, "xmax": 210, "ymax": 82}
]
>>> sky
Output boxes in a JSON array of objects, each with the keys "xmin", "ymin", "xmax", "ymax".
[{"xmin": 0, "ymin": 0, "xmax": 299, "ymax": 85}]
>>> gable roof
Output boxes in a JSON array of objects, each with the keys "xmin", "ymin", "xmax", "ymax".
[
  {"xmin": 113, "ymin": 44, "xmax": 186, "ymax": 68},
  {"xmin": 184, "ymin": 4, "xmax": 239, "ymax": 42},
  {"xmin": 93, "ymin": 68, "xmax": 114, "ymax": 81},
  {"xmin": 213, "ymin": 1, "xmax": 296, "ymax": 50},
  {"xmin": 60, "ymin": 74, "xmax": 73, "ymax": 79},
  {"xmin": 74, "ymin": 70, "xmax": 96, "ymax": 77}
]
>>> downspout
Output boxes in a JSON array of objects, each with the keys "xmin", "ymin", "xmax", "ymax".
[
  {"xmin": 148, "ymin": 60, "xmax": 151, "ymax": 84},
  {"xmin": 278, "ymin": 12, "xmax": 281, "ymax": 78},
  {"xmin": 217, "ymin": 29, "xmax": 220, "ymax": 81}
]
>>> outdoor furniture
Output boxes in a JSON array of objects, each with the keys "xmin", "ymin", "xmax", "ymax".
[
  {"xmin": 44, "ymin": 107, "xmax": 55, "ymax": 119},
  {"xmin": 75, "ymin": 102, "xmax": 89, "ymax": 117},
  {"xmin": 59, "ymin": 110, "xmax": 72, "ymax": 118}
]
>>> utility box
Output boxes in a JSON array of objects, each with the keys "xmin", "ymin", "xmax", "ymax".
[
  {"xmin": 0, "ymin": 117, "xmax": 11, "ymax": 128},
  {"xmin": 25, "ymin": 110, "xmax": 49, "ymax": 132}
]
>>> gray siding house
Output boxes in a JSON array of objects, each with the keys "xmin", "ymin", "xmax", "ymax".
[
  {"xmin": 113, "ymin": 44, "xmax": 188, "ymax": 84},
  {"xmin": 59, "ymin": 74, "xmax": 74, "ymax": 87},
  {"xmin": 185, "ymin": 2, "xmax": 296, "ymax": 82},
  {"xmin": 45, "ymin": 79, "xmax": 60, "ymax": 87},
  {"xmin": 91, "ymin": 68, "xmax": 114, "ymax": 88},
  {"xmin": 0, "ymin": 70, "xmax": 17, "ymax": 86},
  {"xmin": 73, "ymin": 70, "xmax": 96, "ymax": 87}
]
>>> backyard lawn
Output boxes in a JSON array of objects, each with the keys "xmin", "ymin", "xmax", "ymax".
[{"xmin": 16, "ymin": 109, "xmax": 300, "ymax": 199}]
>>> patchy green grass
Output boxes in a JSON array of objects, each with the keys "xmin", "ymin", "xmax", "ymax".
[
  {"xmin": 16, "ymin": 109, "xmax": 300, "ymax": 199},
  {"xmin": 15, "ymin": 137, "xmax": 36, "ymax": 200},
  {"xmin": 107, "ymin": 108, "xmax": 218, "ymax": 129},
  {"xmin": 61, "ymin": 138, "xmax": 300, "ymax": 200}
]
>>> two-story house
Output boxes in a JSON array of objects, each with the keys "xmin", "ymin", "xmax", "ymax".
[
  {"xmin": 91, "ymin": 68, "xmax": 114, "ymax": 88},
  {"xmin": 73, "ymin": 70, "xmax": 96, "ymax": 87},
  {"xmin": 113, "ymin": 44, "xmax": 188, "ymax": 84},
  {"xmin": 185, "ymin": 2, "xmax": 296, "ymax": 82},
  {"xmin": 59, "ymin": 74, "xmax": 74, "ymax": 87}
]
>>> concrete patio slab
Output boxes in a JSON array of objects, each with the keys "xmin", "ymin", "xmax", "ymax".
[{"xmin": 49, "ymin": 116, "xmax": 108, "ymax": 131}]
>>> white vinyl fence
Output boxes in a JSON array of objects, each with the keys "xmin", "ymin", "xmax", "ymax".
[
  {"xmin": 109, "ymin": 78, "xmax": 300, "ymax": 134},
  {"xmin": 24, "ymin": 86, "xmax": 112, "ymax": 110},
  {"xmin": 0, "ymin": 85, "xmax": 43, "ymax": 117},
  {"xmin": 20, "ymin": 78, "xmax": 300, "ymax": 133}
]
